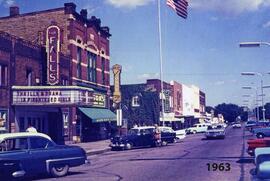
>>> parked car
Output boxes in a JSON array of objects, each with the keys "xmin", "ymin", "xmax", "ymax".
[
  {"xmin": 254, "ymin": 147, "xmax": 270, "ymax": 179},
  {"xmin": 110, "ymin": 126, "xmax": 176, "ymax": 150},
  {"xmin": 245, "ymin": 120, "xmax": 257, "ymax": 131},
  {"xmin": 186, "ymin": 123, "xmax": 211, "ymax": 134},
  {"xmin": 205, "ymin": 125, "xmax": 226, "ymax": 139},
  {"xmin": 250, "ymin": 121, "xmax": 270, "ymax": 132},
  {"xmin": 232, "ymin": 122, "xmax": 241, "ymax": 128},
  {"xmin": 247, "ymin": 138, "xmax": 270, "ymax": 156},
  {"xmin": 174, "ymin": 129, "xmax": 186, "ymax": 140},
  {"xmin": 0, "ymin": 132, "xmax": 87, "ymax": 179},
  {"xmin": 253, "ymin": 127, "xmax": 270, "ymax": 138},
  {"xmin": 158, "ymin": 126, "xmax": 177, "ymax": 143}
]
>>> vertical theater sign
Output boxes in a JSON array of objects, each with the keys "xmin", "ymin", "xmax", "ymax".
[{"xmin": 46, "ymin": 25, "xmax": 60, "ymax": 85}]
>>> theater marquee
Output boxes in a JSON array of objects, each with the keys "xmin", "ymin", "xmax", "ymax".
[
  {"xmin": 46, "ymin": 25, "xmax": 60, "ymax": 85},
  {"xmin": 12, "ymin": 86, "xmax": 106, "ymax": 108}
]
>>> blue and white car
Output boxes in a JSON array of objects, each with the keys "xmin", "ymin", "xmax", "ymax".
[
  {"xmin": 254, "ymin": 147, "xmax": 270, "ymax": 179},
  {"xmin": 0, "ymin": 132, "xmax": 88, "ymax": 179}
]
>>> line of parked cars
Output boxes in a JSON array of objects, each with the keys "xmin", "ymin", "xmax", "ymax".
[
  {"xmin": 245, "ymin": 120, "xmax": 270, "ymax": 179},
  {"xmin": 110, "ymin": 126, "xmax": 181, "ymax": 150},
  {"xmin": 110, "ymin": 122, "xmax": 230, "ymax": 151}
]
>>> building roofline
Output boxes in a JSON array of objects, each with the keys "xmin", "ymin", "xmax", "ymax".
[{"xmin": 0, "ymin": 7, "xmax": 64, "ymax": 20}]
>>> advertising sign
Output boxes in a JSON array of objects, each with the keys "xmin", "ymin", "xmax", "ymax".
[
  {"xmin": 12, "ymin": 86, "xmax": 106, "ymax": 108},
  {"xmin": 46, "ymin": 25, "xmax": 60, "ymax": 85}
]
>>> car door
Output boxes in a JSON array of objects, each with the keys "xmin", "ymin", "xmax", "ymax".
[
  {"xmin": 28, "ymin": 136, "xmax": 55, "ymax": 174},
  {"xmin": 143, "ymin": 128, "xmax": 154, "ymax": 146},
  {"xmin": 0, "ymin": 137, "xmax": 32, "ymax": 175}
]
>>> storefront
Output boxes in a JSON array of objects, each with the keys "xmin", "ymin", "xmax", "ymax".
[{"xmin": 12, "ymin": 86, "xmax": 116, "ymax": 143}]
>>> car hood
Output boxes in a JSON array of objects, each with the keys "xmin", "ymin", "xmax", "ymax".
[{"xmin": 206, "ymin": 129, "xmax": 225, "ymax": 133}]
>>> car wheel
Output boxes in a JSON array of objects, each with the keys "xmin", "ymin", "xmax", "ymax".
[
  {"xmin": 256, "ymin": 133, "xmax": 265, "ymax": 139},
  {"xmin": 125, "ymin": 142, "xmax": 133, "ymax": 150},
  {"xmin": 162, "ymin": 141, "xmax": 168, "ymax": 146},
  {"xmin": 50, "ymin": 164, "xmax": 69, "ymax": 177}
]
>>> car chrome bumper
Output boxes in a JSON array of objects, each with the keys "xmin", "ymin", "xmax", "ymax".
[
  {"xmin": 110, "ymin": 143, "xmax": 125, "ymax": 148},
  {"xmin": 12, "ymin": 170, "xmax": 25, "ymax": 178}
]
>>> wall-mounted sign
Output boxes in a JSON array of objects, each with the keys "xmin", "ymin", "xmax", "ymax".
[
  {"xmin": 12, "ymin": 86, "xmax": 106, "ymax": 108},
  {"xmin": 112, "ymin": 64, "xmax": 122, "ymax": 104},
  {"xmin": 46, "ymin": 25, "xmax": 60, "ymax": 85}
]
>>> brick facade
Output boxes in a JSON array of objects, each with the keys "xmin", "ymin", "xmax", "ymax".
[{"xmin": 0, "ymin": 3, "xmax": 113, "ymax": 142}]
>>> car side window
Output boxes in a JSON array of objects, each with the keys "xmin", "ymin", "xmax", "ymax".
[
  {"xmin": 0, "ymin": 138, "xmax": 28, "ymax": 151},
  {"xmin": 30, "ymin": 137, "xmax": 54, "ymax": 149}
]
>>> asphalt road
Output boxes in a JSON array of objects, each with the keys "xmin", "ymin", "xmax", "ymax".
[{"xmin": 33, "ymin": 126, "xmax": 258, "ymax": 181}]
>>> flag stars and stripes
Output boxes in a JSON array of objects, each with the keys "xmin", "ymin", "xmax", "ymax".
[{"xmin": 167, "ymin": 0, "xmax": 188, "ymax": 19}]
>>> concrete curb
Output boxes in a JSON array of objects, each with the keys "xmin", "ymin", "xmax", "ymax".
[{"xmin": 86, "ymin": 147, "xmax": 111, "ymax": 156}]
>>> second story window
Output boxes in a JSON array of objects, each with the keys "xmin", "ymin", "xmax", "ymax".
[
  {"xmin": 87, "ymin": 52, "xmax": 96, "ymax": 83},
  {"xmin": 0, "ymin": 65, "xmax": 7, "ymax": 87},
  {"xmin": 101, "ymin": 57, "xmax": 105, "ymax": 85},
  {"xmin": 26, "ymin": 69, "xmax": 32, "ymax": 86},
  {"xmin": 77, "ymin": 47, "xmax": 82, "ymax": 79},
  {"xmin": 132, "ymin": 96, "xmax": 140, "ymax": 107}
]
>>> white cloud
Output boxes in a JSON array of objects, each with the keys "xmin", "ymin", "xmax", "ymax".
[
  {"xmin": 137, "ymin": 73, "xmax": 159, "ymax": 80},
  {"xmin": 0, "ymin": 0, "xmax": 15, "ymax": 7},
  {"xmin": 263, "ymin": 21, "xmax": 270, "ymax": 28},
  {"xmin": 190, "ymin": 0, "xmax": 270, "ymax": 14},
  {"xmin": 106, "ymin": 0, "xmax": 154, "ymax": 8}
]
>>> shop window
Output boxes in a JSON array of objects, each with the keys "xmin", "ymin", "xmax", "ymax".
[
  {"xmin": 77, "ymin": 47, "xmax": 82, "ymax": 79},
  {"xmin": 132, "ymin": 96, "xmax": 140, "ymax": 107},
  {"xmin": 61, "ymin": 77, "xmax": 69, "ymax": 86},
  {"xmin": 19, "ymin": 117, "xmax": 24, "ymax": 132},
  {"xmin": 0, "ymin": 65, "xmax": 7, "ymax": 87},
  {"xmin": 62, "ymin": 112, "xmax": 69, "ymax": 137},
  {"xmin": 26, "ymin": 69, "xmax": 32, "ymax": 86},
  {"xmin": 0, "ymin": 110, "xmax": 7, "ymax": 131},
  {"xmin": 87, "ymin": 51, "xmax": 97, "ymax": 83}
]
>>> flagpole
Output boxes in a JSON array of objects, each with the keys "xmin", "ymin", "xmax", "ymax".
[{"xmin": 158, "ymin": 0, "xmax": 165, "ymax": 126}]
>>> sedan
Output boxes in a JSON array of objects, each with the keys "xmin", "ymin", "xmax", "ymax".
[
  {"xmin": 205, "ymin": 125, "xmax": 226, "ymax": 139},
  {"xmin": 0, "ymin": 132, "xmax": 87, "ymax": 179}
]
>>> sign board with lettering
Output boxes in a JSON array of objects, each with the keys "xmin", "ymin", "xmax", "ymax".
[
  {"xmin": 46, "ymin": 25, "xmax": 60, "ymax": 85},
  {"xmin": 12, "ymin": 86, "xmax": 106, "ymax": 108},
  {"xmin": 112, "ymin": 64, "xmax": 122, "ymax": 104}
]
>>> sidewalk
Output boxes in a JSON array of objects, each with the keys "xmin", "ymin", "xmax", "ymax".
[{"xmin": 70, "ymin": 139, "xmax": 111, "ymax": 156}]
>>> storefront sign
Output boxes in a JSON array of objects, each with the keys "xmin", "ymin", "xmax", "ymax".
[
  {"xmin": 112, "ymin": 64, "xmax": 122, "ymax": 104},
  {"xmin": 12, "ymin": 86, "xmax": 106, "ymax": 108},
  {"xmin": 46, "ymin": 25, "xmax": 60, "ymax": 85}
]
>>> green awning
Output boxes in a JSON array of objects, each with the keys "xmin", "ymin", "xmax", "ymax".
[{"xmin": 79, "ymin": 107, "xmax": 116, "ymax": 123}]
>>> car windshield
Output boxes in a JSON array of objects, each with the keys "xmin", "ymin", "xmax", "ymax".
[
  {"xmin": 207, "ymin": 126, "xmax": 213, "ymax": 130},
  {"xmin": 128, "ymin": 129, "xmax": 139, "ymax": 135}
]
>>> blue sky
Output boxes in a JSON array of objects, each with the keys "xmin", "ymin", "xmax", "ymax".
[{"xmin": 1, "ymin": 0, "xmax": 270, "ymax": 107}]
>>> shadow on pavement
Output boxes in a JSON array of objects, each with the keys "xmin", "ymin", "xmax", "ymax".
[{"xmin": 237, "ymin": 157, "xmax": 254, "ymax": 164}]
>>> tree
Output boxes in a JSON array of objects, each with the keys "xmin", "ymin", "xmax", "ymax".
[{"xmin": 214, "ymin": 103, "xmax": 244, "ymax": 123}]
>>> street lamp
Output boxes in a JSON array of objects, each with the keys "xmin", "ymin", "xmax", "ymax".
[
  {"xmin": 239, "ymin": 42, "xmax": 270, "ymax": 48},
  {"xmin": 242, "ymin": 85, "xmax": 260, "ymax": 121},
  {"xmin": 241, "ymin": 72, "xmax": 266, "ymax": 121}
]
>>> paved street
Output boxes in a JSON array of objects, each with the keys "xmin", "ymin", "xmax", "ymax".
[{"xmin": 32, "ymin": 126, "xmax": 256, "ymax": 181}]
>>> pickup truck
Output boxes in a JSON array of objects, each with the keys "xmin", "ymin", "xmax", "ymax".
[{"xmin": 253, "ymin": 127, "xmax": 270, "ymax": 138}]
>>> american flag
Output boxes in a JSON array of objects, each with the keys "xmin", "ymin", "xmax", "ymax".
[{"xmin": 167, "ymin": 0, "xmax": 188, "ymax": 19}]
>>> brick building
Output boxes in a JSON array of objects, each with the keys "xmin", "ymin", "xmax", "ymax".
[
  {"xmin": 0, "ymin": 3, "xmax": 116, "ymax": 143},
  {"xmin": 111, "ymin": 83, "xmax": 160, "ymax": 129}
]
